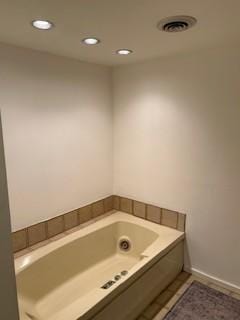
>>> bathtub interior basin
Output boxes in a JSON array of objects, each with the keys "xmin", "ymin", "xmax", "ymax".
[{"xmin": 15, "ymin": 212, "xmax": 184, "ymax": 320}]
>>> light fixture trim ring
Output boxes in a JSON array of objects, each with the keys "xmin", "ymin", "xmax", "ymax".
[
  {"xmin": 82, "ymin": 37, "xmax": 101, "ymax": 45},
  {"xmin": 116, "ymin": 49, "xmax": 133, "ymax": 55},
  {"xmin": 31, "ymin": 19, "xmax": 54, "ymax": 30}
]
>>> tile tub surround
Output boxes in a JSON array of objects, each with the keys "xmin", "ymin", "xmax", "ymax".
[
  {"xmin": 12, "ymin": 195, "xmax": 185, "ymax": 253},
  {"xmin": 13, "ymin": 211, "xmax": 115, "ymax": 259},
  {"xmin": 12, "ymin": 196, "xmax": 114, "ymax": 253},
  {"xmin": 113, "ymin": 196, "xmax": 186, "ymax": 232}
]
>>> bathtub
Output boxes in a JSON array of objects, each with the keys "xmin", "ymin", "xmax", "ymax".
[{"xmin": 15, "ymin": 212, "xmax": 184, "ymax": 320}]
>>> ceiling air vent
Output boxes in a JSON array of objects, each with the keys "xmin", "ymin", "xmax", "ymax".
[{"xmin": 157, "ymin": 16, "xmax": 197, "ymax": 33}]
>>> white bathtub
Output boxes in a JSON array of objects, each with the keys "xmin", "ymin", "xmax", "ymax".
[{"xmin": 15, "ymin": 212, "xmax": 184, "ymax": 320}]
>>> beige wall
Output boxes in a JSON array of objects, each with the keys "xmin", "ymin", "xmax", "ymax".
[
  {"xmin": 113, "ymin": 47, "xmax": 240, "ymax": 288},
  {"xmin": 0, "ymin": 114, "xmax": 19, "ymax": 319},
  {"xmin": 0, "ymin": 43, "xmax": 113, "ymax": 231}
]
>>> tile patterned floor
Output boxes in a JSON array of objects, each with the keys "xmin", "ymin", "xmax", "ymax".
[{"xmin": 137, "ymin": 272, "xmax": 240, "ymax": 320}]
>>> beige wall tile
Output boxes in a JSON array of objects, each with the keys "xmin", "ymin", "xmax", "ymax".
[
  {"xmin": 12, "ymin": 198, "xmax": 185, "ymax": 255},
  {"xmin": 147, "ymin": 205, "xmax": 161, "ymax": 224},
  {"xmin": 64, "ymin": 210, "xmax": 78, "ymax": 231},
  {"xmin": 14, "ymin": 248, "xmax": 31, "ymax": 259},
  {"xmin": 120, "ymin": 197, "xmax": 133, "ymax": 214},
  {"xmin": 133, "ymin": 201, "xmax": 146, "ymax": 218},
  {"xmin": 49, "ymin": 233, "xmax": 67, "ymax": 242},
  {"xmin": 104, "ymin": 196, "xmax": 113, "ymax": 212},
  {"xmin": 29, "ymin": 239, "xmax": 50, "ymax": 251},
  {"xmin": 28, "ymin": 222, "xmax": 47, "ymax": 246},
  {"xmin": 113, "ymin": 195, "xmax": 120, "ymax": 210},
  {"xmin": 177, "ymin": 212, "xmax": 186, "ymax": 232},
  {"xmin": 92, "ymin": 200, "xmax": 104, "ymax": 218},
  {"xmin": 78, "ymin": 205, "xmax": 92, "ymax": 224},
  {"xmin": 161, "ymin": 209, "xmax": 178, "ymax": 229},
  {"xmin": 12, "ymin": 229, "xmax": 28, "ymax": 252},
  {"xmin": 47, "ymin": 216, "xmax": 64, "ymax": 238}
]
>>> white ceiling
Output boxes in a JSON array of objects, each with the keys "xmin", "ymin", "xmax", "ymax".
[{"xmin": 0, "ymin": 0, "xmax": 240, "ymax": 66}]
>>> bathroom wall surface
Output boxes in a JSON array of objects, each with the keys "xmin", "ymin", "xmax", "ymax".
[
  {"xmin": 0, "ymin": 43, "xmax": 113, "ymax": 231},
  {"xmin": 113, "ymin": 46, "xmax": 240, "ymax": 288}
]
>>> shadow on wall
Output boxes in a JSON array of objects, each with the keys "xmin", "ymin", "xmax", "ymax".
[{"xmin": 0, "ymin": 112, "xmax": 19, "ymax": 319}]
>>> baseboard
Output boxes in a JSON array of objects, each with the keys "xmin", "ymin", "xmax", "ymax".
[{"xmin": 184, "ymin": 266, "xmax": 240, "ymax": 294}]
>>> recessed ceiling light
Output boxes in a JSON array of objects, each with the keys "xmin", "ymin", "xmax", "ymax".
[
  {"xmin": 32, "ymin": 20, "xmax": 54, "ymax": 30},
  {"xmin": 116, "ymin": 49, "xmax": 133, "ymax": 55},
  {"xmin": 82, "ymin": 38, "xmax": 100, "ymax": 45}
]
